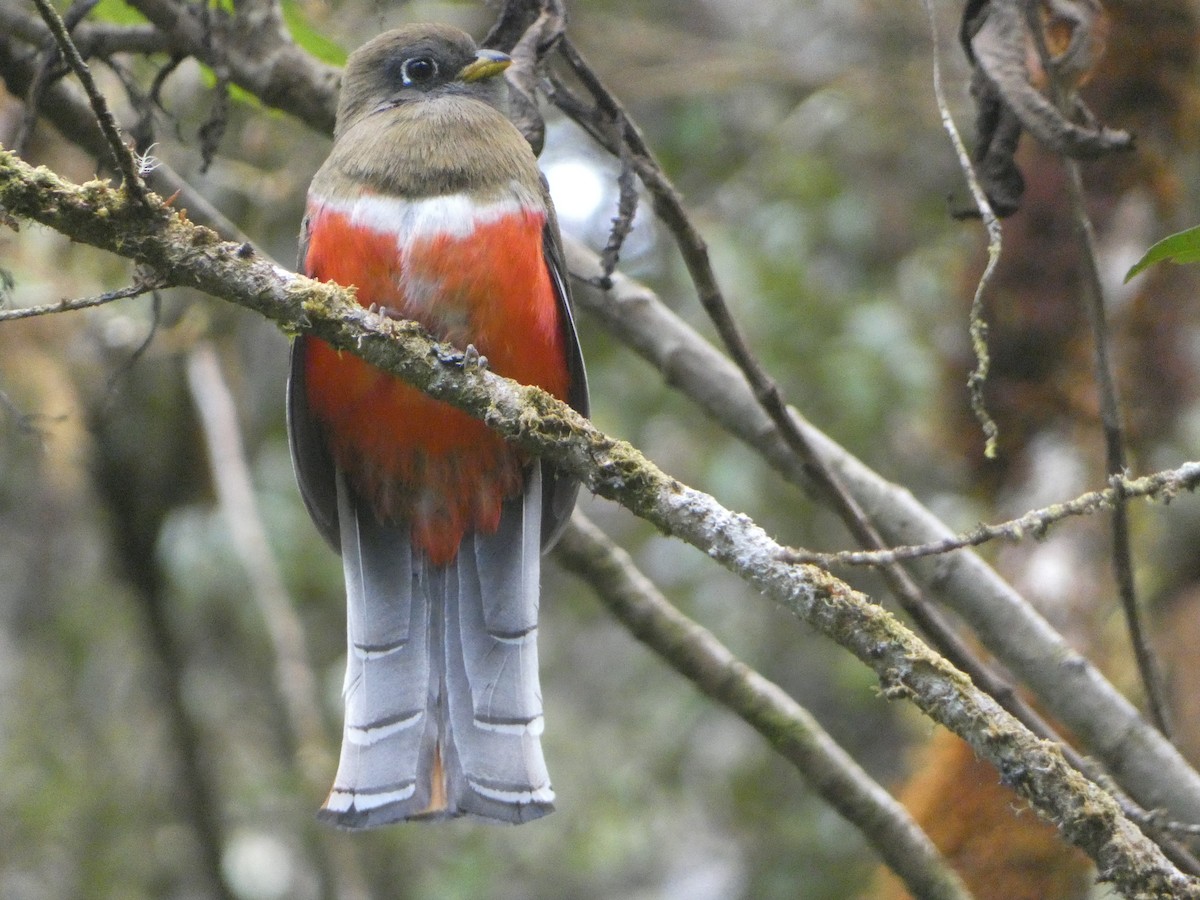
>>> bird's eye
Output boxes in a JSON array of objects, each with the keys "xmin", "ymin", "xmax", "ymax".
[{"xmin": 401, "ymin": 57, "xmax": 438, "ymax": 85}]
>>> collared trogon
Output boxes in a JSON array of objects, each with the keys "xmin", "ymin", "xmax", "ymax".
[{"xmin": 287, "ymin": 24, "xmax": 588, "ymax": 827}]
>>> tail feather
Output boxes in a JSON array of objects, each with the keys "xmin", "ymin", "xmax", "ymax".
[
  {"xmin": 320, "ymin": 468, "xmax": 554, "ymax": 827},
  {"xmin": 320, "ymin": 470, "xmax": 439, "ymax": 825},
  {"xmin": 445, "ymin": 467, "xmax": 553, "ymax": 821}
]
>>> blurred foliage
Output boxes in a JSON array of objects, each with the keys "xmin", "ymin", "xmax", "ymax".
[{"xmin": 4, "ymin": 0, "xmax": 1200, "ymax": 898}]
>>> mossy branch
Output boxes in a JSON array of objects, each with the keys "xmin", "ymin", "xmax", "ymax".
[
  {"xmin": 555, "ymin": 513, "xmax": 972, "ymax": 900},
  {"xmin": 1, "ymin": 147, "xmax": 1197, "ymax": 896}
]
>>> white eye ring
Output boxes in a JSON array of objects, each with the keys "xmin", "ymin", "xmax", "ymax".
[{"xmin": 401, "ymin": 57, "xmax": 438, "ymax": 85}]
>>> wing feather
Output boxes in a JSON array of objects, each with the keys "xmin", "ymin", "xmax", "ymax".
[{"xmin": 538, "ymin": 183, "xmax": 589, "ymax": 551}]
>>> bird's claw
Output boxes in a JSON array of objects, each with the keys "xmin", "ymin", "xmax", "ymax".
[
  {"xmin": 368, "ymin": 302, "xmax": 402, "ymax": 320},
  {"xmin": 462, "ymin": 344, "xmax": 489, "ymax": 371},
  {"xmin": 437, "ymin": 343, "xmax": 488, "ymax": 371}
]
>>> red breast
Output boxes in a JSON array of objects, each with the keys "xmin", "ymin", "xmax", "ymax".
[{"xmin": 301, "ymin": 189, "xmax": 571, "ymax": 565}]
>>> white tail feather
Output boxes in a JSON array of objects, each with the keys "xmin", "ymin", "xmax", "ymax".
[{"xmin": 319, "ymin": 468, "xmax": 555, "ymax": 827}]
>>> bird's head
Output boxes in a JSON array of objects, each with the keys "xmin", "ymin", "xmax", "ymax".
[{"xmin": 334, "ymin": 24, "xmax": 513, "ymax": 139}]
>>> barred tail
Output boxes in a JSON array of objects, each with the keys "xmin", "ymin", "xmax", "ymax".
[{"xmin": 319, "ymin": 468, "xmax": 554, "ymax": 827}]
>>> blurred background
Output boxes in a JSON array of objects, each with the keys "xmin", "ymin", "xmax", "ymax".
[{"xmin": 3, "ymin": 0, "xmax": 1200, "ymax": 897}]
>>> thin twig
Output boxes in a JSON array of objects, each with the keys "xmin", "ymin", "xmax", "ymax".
[
  {"xmin": 99, "ymin": 289, "xmax": 161, "ymax": 413},
  {"xmin": 1067, "ymin": 153, "xmax": 1172, "ymax": 736},
  {"xmin": 785, "ymin": 461, "xmax": 1200, "ymax": 568},
  {"xmin": 923, "ymin": 0, "xmax": 1003, "ymax": 457},
  {"xmin": 0, "ymin": 277, "xmax": 162, "ymax": 322},
  {"xmin": 596, "ymin": 139, "xmax": 639, "ymax": 287},
  {"xmin": 29, "ymin": 0, "xmax": 147, "ymax": 202},
  {"xmin": 1023, "ymin": 2, "xmax": 1172, "ymax": 738},
  {"xmin": 556, "ymin": 513, "xmax": 971, "ymax": 900},
  {"xmin": 12, "ymin": 1, "xmax": 109, "ymax": 156},
  {"xmin": 15, "ymin": 39, "xmax": 66, "ymax": 158}
]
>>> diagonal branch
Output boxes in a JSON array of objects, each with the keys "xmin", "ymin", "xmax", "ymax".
[
  {"xmin": 1024, "ymin": 0, "xmax": 1172, "ymax": 738},
  {"xmin": 555, "ymin": 513, "xmax": 971, "ymax": 900},
  {"xmin": 1064, "ymin": 149, "xmax": 1173, "ymax": 737},
  {"xmin": 29, "ymin": 0, "xmax": 147, "ymax": 201},
  {"xmin": 545, "ymin": 33, "xmax": 1031, "ymax": 773},
  {"xmin": 0, "ymin": 149, "xmax": 1196, "ymax": 897},
  {"xmin": 564, "ymin": 242, "xmax": 1200, "ymax": 834},
  {"xmin": 0, "ymin": 275, "xmax": 164, "ymax": 321}
]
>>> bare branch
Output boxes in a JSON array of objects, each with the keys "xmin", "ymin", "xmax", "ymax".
[
  {"xmin": 1040, "ymin": 41, "xmax": 1172, "ymax": 735},
  {"xmin": 0, "ymin": 6, "xmax": 169, "ymax": 57},
  {"xmin": 786, "ymin": 463, "xmax": 1200, "ymax": 569},
  {"xmin": 0, "ymin": 275, "xmax": 164, "ymax": 322}
]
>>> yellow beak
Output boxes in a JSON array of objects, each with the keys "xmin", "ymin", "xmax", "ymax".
[{"xmin": 457, "ymin": 49, "xmax": 512, "ymax": 83}]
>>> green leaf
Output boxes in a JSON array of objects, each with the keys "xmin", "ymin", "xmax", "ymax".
[
  {"xmin": 196, "ymin": 64, "xmax": 268, "ymax": 111},
  {"xmin": 1125, "ymin": 224, "xmax": 1200, "ymax": 282},
  {"xmin": 92, "ymin": 0, "xmax": 149, "ymax": 25},
  {"xmin": 282, "ymin": 0, "xmax": 348, "ymax": 67}
]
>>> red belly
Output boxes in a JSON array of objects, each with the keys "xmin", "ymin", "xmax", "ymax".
[{"xmin": 301, "ymin": 202, "xmax": 570, "ymax": 564}]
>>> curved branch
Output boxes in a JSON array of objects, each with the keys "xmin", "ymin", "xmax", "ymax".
[{"xmin": 0, "ymin": 150, "xmax": 1195, "ymax": 897}]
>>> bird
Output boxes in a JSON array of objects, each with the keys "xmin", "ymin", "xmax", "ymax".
[{"xmin": 287, "ymin": 23, "xmax": 588, "ymax": 827}]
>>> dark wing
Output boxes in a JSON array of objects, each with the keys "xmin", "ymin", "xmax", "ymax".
[
  {"xmin": 287, "ymin": 219, "xmax": 341, "ymax": 551},
  {"xmin": 538, "ymin": 193, "xmax": 589, "ymax": 552}
]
